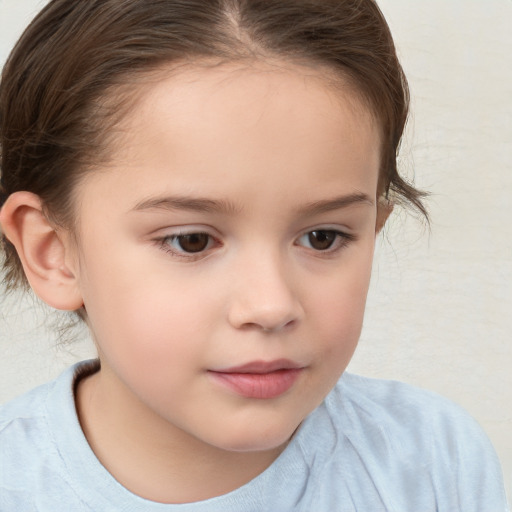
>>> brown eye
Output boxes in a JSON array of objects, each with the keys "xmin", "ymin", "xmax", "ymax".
[
  {"xmin": 175, "ymin": 233, "xmax": 210, "ymax": 253},
  {"xmin": 307, "ymin": 230, "xmax": 337, "ymax": 250}
]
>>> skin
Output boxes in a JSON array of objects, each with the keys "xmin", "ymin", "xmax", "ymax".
[{"xmin": 2, "ymin": 62, "xmax": 388, "ymax": 503}]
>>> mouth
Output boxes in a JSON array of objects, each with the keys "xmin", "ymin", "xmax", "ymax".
[{"xmin": 208, "ymin": 359, "xmax": 304, "ymax": 399}]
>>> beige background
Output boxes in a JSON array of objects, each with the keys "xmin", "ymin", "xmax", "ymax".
[{"xmin": 1, "ymin": 0, "xmax": 511, "ymax": 501}]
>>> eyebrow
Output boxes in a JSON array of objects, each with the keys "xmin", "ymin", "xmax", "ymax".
[
  {"xmin": 132, "ymin": 192, "xmax": 374, "ymax": 216},
  {"xmin": 297, "ymin": 192, "xmax": 375, "ymax": 216},
  {"xmin": 132, "ymin": 195, "xmax": 242, "ymax": 214}
]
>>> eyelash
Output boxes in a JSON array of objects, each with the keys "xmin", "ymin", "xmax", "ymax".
[
  {"xmin": 155, "ymin": 231, "xmax": 219, "ymax": 260},
  {"xmin": 295, "ymin": 229, "xmax": 356, "ymax": 254},
  {"xmin": 155, "ymin": 229, "xmax": 356, "ymax": 260}
]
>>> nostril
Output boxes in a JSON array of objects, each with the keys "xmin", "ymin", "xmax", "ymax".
[
  {"xmin": 226, "ymin": 271, "xmax": 304, "ymax": 332},
  {"xmin": 240, "ymin": 318, "xmax": 297, "ymax": 334}
]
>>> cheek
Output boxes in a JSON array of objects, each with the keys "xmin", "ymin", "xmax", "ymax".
[
  {"xmin": 294, "ymin": 257, "xmax": 373, "ymax": 414},
  {"xmin": 83, "ymin": 254, "xmax": 226, "ymax": 376},
  {"xmin": 308, "ymin": 248, "xmax": 374, "ymax": 357},
  {"xmin": 83, "ymin": 280, "xmax": 210, "ymax": 409},
  {"xmin": 90, "ymin": 281, "xmax": 205, "ymax": 353}
]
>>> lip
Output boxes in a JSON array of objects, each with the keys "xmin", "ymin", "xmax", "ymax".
[
  {"xmin": 214, "ymin": 359, "xmax": 303, "ymax": 374},
  {"xmin": 208, "ymin": 359, "xmax": 304, "ymax": 399}
]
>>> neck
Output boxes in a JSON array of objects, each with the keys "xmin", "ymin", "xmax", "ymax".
[{"xmin": 75, "ymin": 367, "xmax": 287, "ymax": 504}]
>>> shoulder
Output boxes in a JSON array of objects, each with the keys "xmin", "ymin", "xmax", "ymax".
[
  {"xmin": 0, "ymin": 375, "xmax": 60, "ymax": 508},
  {"xmin": 331, "ymin": 373, "xmax": 486, "ymax": 438},
  {"xmin": 0, "ymin": 364, "xmax": 76, "ymax": 463},
  {"xmin": 333, "ymin": 372, "xmax": 474, "ymax": 424},
  {"xmin": 0, "ymin": 377, "xmax": 54, "ymax": 438},
  {"xmin": 303, "ymin": 372, "xmax": 509, "ymax": 511},
  {"xmin": 0, "ymin": 363, "xmax": 94, "ymax": 511},
  {"xmin": 0, "ymin": 359, "xmax": 98, "ymax": 432},
  {"xmin": 0, "ymin": 360, "xmax": 84, "ymax": 428},
  {"xmin": 326, "ymin": 373, "xmax": 497, "ymax": 460}
]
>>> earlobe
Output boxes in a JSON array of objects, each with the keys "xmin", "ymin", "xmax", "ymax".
[
  {"xmin": 0, "ymin": 191, "xmax": 83, "ymax": 310},
  {"xmin": 375, "ymin": 197, "xmax": 393, "ymax": 234}
]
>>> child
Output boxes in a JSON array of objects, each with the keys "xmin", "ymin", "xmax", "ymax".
[{"xmin": 0, "ymin": 0, "xmax": 508, "ymax": 510}]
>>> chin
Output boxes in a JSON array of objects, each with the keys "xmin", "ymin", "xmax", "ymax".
[{"xmin": 210, "ymin": 420, "xmax": 301, "ymax": 453}]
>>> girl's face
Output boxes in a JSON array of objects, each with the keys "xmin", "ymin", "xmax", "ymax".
[{"xmin": 72, "ymin": 63, "xmax": 382, "ymax": 453}]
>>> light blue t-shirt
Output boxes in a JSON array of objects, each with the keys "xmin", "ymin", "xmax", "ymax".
[{"xmin": 0, "ymin": 361, "xmax": 508, "ymax": 511}]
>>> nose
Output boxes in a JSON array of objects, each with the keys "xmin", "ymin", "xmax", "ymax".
[{"xmin": 227, "ymin": 252, "xmax": 304, "ymax": 333}]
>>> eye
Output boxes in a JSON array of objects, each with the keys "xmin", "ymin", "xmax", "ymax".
[
  {"xmin": 161, "ymin": 232, "xmax": 213, "ymax": 254},
  {"xmin": 297, "ymin": 229, "xmax": 353, "ymax": 252},
  {"xmin": 304, "ymin": 230, "xmax": 336, "ymax": 250}
]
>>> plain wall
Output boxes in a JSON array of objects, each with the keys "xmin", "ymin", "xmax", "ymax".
[{"xmin": 1, "ymin": 0, "xmax": 511, "ymax": 500}]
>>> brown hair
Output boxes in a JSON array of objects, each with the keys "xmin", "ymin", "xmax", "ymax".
[{"xmin": 0, "ymin": 0, "xmax": 427, "ymax": 292}]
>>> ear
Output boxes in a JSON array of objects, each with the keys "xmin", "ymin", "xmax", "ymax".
[
  {"xmin": 0, "ymin": 191, "xmax": 83, "ymax": 310},
  {"xmin": 375, "ymin": 197, "xmax": 393, "ymax": 234}
]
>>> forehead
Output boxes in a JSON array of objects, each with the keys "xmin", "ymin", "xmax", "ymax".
[
  {"xmin": 118, "ymin": 61, "xmax": 379, "ymax": 150},
  {"xmin": 77, "ymin": 62, "xmax": 381, "ymax": 215}
]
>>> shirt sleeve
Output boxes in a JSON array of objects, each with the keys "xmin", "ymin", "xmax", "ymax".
[{"xmin": 428, "ymin": 399, "xmax": 509, "ymax": 512}]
